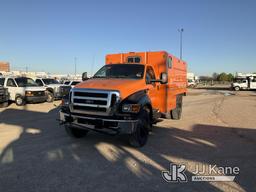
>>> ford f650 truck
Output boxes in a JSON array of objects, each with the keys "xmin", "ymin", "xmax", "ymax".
[{"xmin": 60, "ymin": 51, "xmax": 187, "ymax": 147}]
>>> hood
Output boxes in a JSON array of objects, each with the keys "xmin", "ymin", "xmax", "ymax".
[
  {"xmin": 25, "ymin": 86, "xmax": 46, "ymax": 91},
  {"xmin": 75, "ymin": 78, "xmax": 146, "ymax": 99}
]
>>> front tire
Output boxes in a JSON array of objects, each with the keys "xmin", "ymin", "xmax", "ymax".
[
  {"xmin": 128, "ymin": 107, "xmax": 151, "ymax": 148},
  {"xmin": 15, "ymin": 96, "xmax": 25, "ymax": 106},
  {"xmin": 46, "ymin": 91, "xmax": 54, "ymax": 103},
  {"xmin": 234, "ymin": 86, "xmax": 240, "ymax": 91},
  {"xmin": 65, "ymin": 125, "xmax": 89, "ymax": 138}
]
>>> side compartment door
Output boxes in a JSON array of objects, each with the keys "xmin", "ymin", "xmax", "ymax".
[{"xmin": 250, "ymin": 77, "xmax": 256, "ymax": 89}]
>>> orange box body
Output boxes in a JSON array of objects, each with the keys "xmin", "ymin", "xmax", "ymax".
[{"xmin": 105, "ymin": 51, "xmax": 187, "ymax": 114}]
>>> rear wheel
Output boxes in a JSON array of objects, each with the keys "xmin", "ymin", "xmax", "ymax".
[
  {"xmin": 46, "ymin": 91, "xmax": 54, "ymax": 102},
  {"xmin": 15, "ymin": 96, "xmax": 25, "ymax": 106},
  {"xmin": 65, "ymin": 124, "xmax": 89, "ymax": 138},
  {"xmin": 171, "ymin": 95, "xmax": 183, "ymax": 120},
  {"xmin": 128, "ymin": 107, "xmax": 151, "ymax": 148}
]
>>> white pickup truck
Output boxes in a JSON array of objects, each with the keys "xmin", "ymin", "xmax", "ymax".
[
  {"xmin": 232, "ymin": 75, "xmax": 256, "ymax": 91},
  {"xmin": 0, "ymin": 77, "xmax": 47, "ymax": 106}
]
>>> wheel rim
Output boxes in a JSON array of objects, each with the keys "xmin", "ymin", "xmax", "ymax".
[
  {"xmin": 47, "ymin": 94, "xmax": 53, "ymax": 102},
  {"xmin": 17, "ymin": 98, "xmax": 22, "ymax": 105}
]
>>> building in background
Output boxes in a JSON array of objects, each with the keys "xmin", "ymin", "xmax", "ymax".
[{"xmin": 0, "ymin": 62, "xmax": 10, "ymax": 72}]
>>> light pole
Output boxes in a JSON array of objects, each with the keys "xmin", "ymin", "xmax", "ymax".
[{"xmin": 178, "ymin": 28, "xmax": 184, "ymax": 60}]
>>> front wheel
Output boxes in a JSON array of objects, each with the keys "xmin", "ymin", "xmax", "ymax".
[
  {"xmin": 234, "ymin": 86, "xmax": 240, "ymax": 91},
  {"xmin": 46, "ymin": 91, "xmax": 54, "ymax": 102},
  {"xmin": 128, "ymin": 107, "xmax": 151, "ymax": 148},
  {"xmin": 65, "ymin": 125, "xmax": 89, "ymax": 138},
  {"xmin": 15, "ymin": 96, "xmax": 25, "ymax": 106}
]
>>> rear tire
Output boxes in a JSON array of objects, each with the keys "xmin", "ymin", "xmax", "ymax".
[
  {"xmin": 15, "ymin": 96, "xmax": 25, "ymax": 106},
  {"xmin": 128, "ymin": 107, "xmax": 151, "ymax": 148},
  {"xmin": 65, "ymin": 125, "xmax": 89, "ymax": 138},
  {"xmin": 171, "ymin": 95, "xmax": 183, "ymax": 120},
  {"xmin": 46, "ymin": 91, "xmax": 54, "ymax": 103}
]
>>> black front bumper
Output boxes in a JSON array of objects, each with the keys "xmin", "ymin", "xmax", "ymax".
[
  {"xmin": 0, "ymin": 95, "xmax": 8, "ymax": 103},
  {"xmin": 59, "ymin": 111, "xmax": 138, "ymax": 135},
  {"xmin": 26, "ymin": 96, "xmax": 47, "ymax": 103}
]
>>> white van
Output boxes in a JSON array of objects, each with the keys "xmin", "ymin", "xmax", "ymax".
[{"xmin": 0, "ymin": 77, "xmax": 47, "ymax": 106}]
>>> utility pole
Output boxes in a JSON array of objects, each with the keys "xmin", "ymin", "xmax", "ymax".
[{"xmin": 178, "ymin": 28, "xmax": 184, "ymax": 60}]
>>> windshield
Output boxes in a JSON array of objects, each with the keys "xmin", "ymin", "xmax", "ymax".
[
  {"xmin": 93, "ymin": 64, "xmax": 144, "ymax": 79},
  {"xmin": 43, "ymin": 79, "xmax": 60, "ymax": 85},
  {"xmin": 71, "ymin": 81, "xmax": 80, "ymax": 85},
  {"xmin": 15, "ymin": 78, "xmax": 38, "ymax": 87},
  {"xmin": 234, "ymin": 78, "xmax": 247, "ymax": 83}
]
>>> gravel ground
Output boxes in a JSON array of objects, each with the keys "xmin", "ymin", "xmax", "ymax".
[{"xmin": 0, "ymin": 89, "xmax": 255, "ymax": 192}]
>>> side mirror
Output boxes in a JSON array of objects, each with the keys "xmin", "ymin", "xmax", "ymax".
[
  {"xmin": 160, "ymin": 72, "xmax": 168, "ymax": 84},
  {"xmin": 150, "ymin": 72, "xmax": 168, "ymax": 84},
  {"xmin": 82, "ymin": 72, "xmax": 88, "ymax": 81}
]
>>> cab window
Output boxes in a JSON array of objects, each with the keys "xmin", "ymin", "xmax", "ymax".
[
  {"xmin": 7, "ymin": 79, "xmax": 17, "ymax": 87},
  {"xmin": 145, "ymin": 66, "xmax": 156, "ymax": 84},
  {"xmin": 36, "ymin": 79, "xmax": 43, "ymax": 86},
  {"xmin": 0, "ymin": 78, "xmax": 5, "ymax": 86}
]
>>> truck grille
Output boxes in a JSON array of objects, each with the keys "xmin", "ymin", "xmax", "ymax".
[
  {"xmin": 33, "ymin": 91, "xmax": 46, "ymax": 96},
  {"xmin": 70, "ymin": 88, "xmax": 120, "ymax": 116}
]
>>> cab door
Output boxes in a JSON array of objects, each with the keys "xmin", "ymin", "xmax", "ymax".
[
  {"xmin": 145, "ymin": 66, "xmax": 160, "ymax": 110},
  {"xmin": 5, "ymin": 78, "xmax": 18, "ymax": 100}
]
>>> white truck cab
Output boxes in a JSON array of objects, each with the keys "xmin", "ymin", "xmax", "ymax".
[
  {"xmin": 232, "ymin": 75, "xmax": 256, "ymax": 91},
  {"xmin": 35, "ymin": 78, "xmax": 63, "ymax": 102},
  {"xmin": 0, "ymin": 77, "xmax": 47, "ymax": 106}
]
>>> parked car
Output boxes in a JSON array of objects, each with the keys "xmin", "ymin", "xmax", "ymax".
[
  {"xmin": 60, "ymin": 51, "xmax": 187, "ymax": 147},
  {"xmin": 35, "ymin": 78, "xmax": 63, "ymax": 102},
  {"xmin": 0, "ymin": 81, "xmax": 9, "ymax": 108},
  {"xmin": 0, "ymin": 77, "xmax": 47, "ymax": 106},
  {"xmin": 63, "ymin": 80, "xmax": 82, "ymax": 87},
  {"xmin": 60, "ymin": 80, "xmax": 82, "ymax": 97}
]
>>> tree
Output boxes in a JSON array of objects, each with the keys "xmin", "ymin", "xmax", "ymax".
[
  {"xmin": 217, "ymin": 73, "xmax": 228, "ymax": 81},
  {"xmin": 227, "ymin": 73, "xmax": 234, "ymax": 81},
  {"xmin": 217, "ymin": 72, "xmax": 234, "ymax": 82}
]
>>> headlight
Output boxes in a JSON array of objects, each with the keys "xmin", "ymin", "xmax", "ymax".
[
  {"xmin": 25, "ymin": 91, "xmax": 34, "ymax": 96},
  {"xmin": 122, "ymin": 104, "xmax": 141, "ymax": 113}
]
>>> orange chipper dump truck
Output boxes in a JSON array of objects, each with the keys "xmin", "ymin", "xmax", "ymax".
[{"xmin": 60, "ymin": 51, "xmax": 187, "ymax": 147}]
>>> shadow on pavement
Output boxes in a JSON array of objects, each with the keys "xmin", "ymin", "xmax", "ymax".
[{"xmin": 0, "ymin": 108, "xmax": 255, "ymax": 192}]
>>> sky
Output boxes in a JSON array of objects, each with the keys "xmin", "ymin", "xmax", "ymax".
[{"xmin": 0, "ymin": 0, "xmax": 256, "ymax": 76}]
